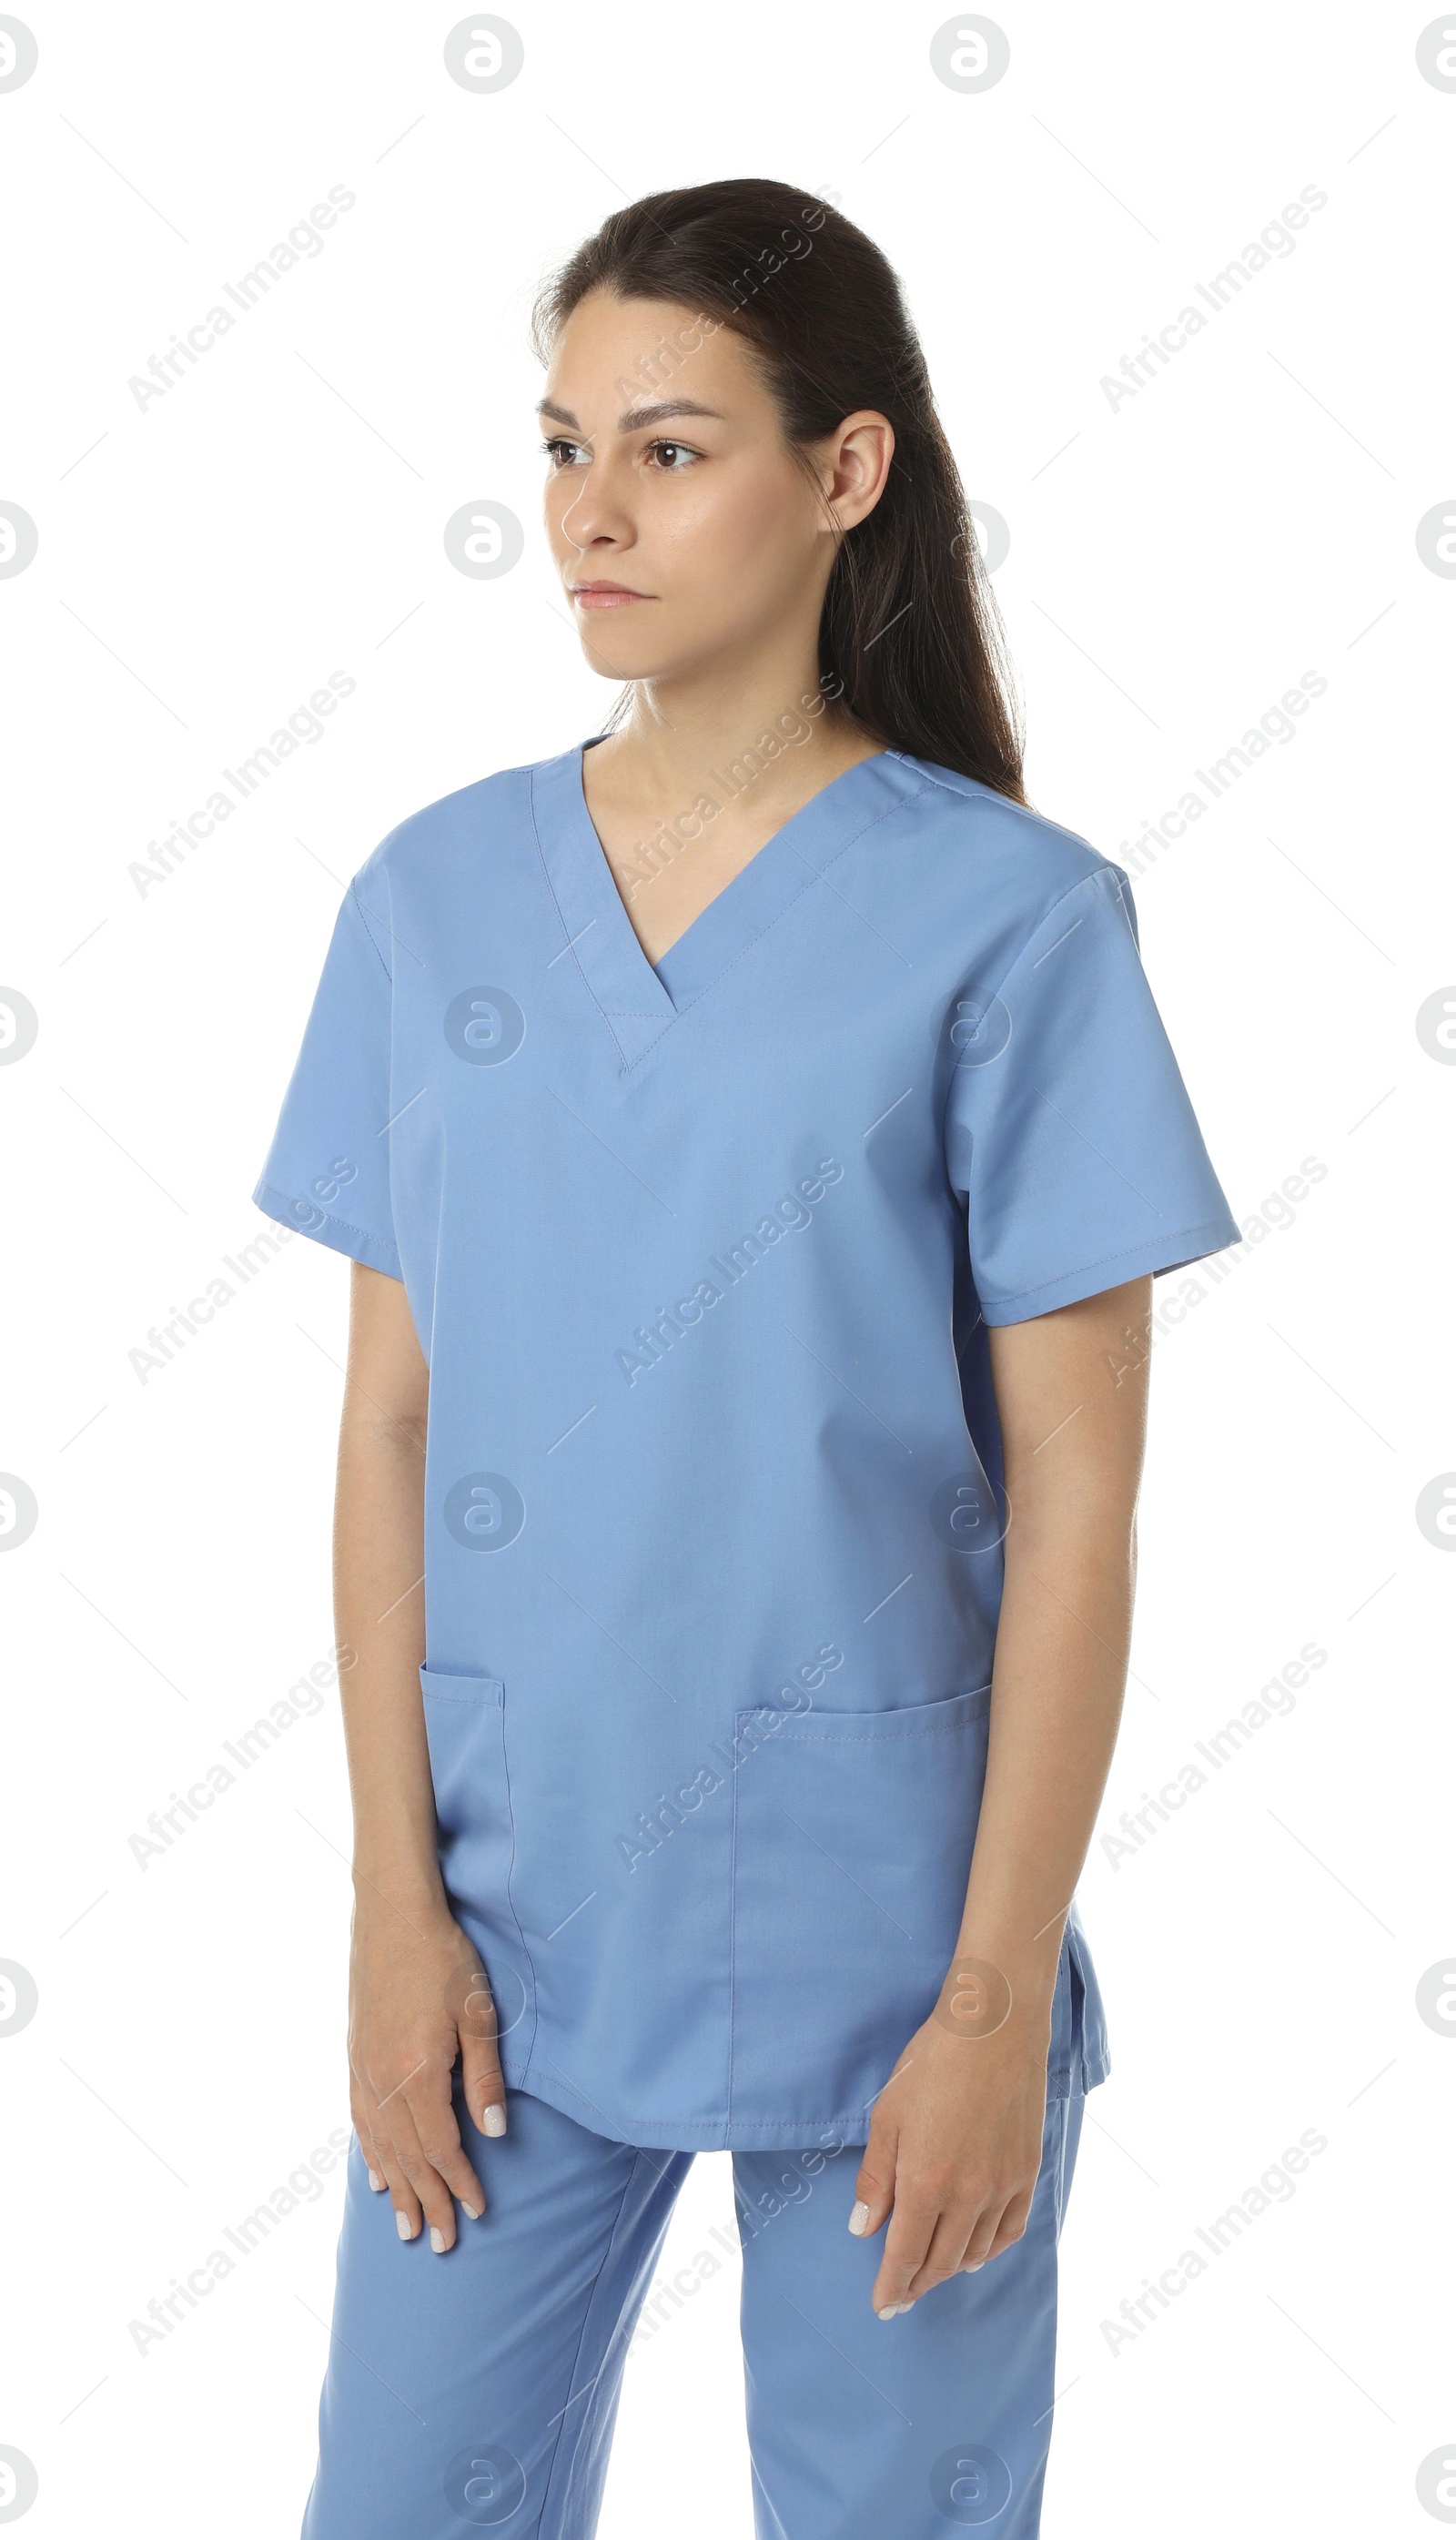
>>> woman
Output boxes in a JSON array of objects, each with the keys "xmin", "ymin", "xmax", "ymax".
[{"xmin": 256, "ymin": 179, "xmax": 1239, "ymax": 2539}]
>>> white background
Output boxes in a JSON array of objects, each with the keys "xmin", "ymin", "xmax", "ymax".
[{"xmin": 2, "ymin": 2, "xmax": 1452, "ymax": 2533}]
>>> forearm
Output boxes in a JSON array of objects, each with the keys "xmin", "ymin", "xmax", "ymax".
[
  {"xmin": 333, "ymin": 1395, "xmax": 446, "ymax": 1933},
  {"xmin": 948, "ymin": 1496, "xmax": 1131, "ymax": 2049},
  {"xmin": 938, "ymin": 1279, "xmax": 1150, "ymax": 2055}
]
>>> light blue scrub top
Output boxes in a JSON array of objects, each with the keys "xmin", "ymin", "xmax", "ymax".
[{"xmin": 255, "ymin": 741, "xmax": 1239, "ymax": 2151}]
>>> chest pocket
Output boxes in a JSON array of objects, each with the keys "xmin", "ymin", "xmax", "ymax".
[{"xmin": 728, "ymin": 1684, "xmax": 992, "ymax": 2136}]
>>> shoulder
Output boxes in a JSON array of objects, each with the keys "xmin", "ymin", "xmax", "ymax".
[
  {"xmin": 884, "ymin": 753, "xmax": 1136, "ymax": 976},
  {"xmin": 890, "ymin": 753, "xmax": 1126, "ymax": 904},
  {"xmin": 352, "ymin": 754, "xmax": 559, "ymax": 896}
]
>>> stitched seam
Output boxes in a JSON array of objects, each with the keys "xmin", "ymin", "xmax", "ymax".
[
  {"xmin": 623, "ymin": 778, "xmax": 943, "ymax": 1069},
  {"xmin": 497, "ymin": 1688, "xmax": 540, "ymax": 2080},
  {"xmin": 349, "ymin": 875, "xmax": 395, "ymax": 984},
  {"xmin": 733, "ymin": 1718, "xmax": 987, "ymax": 1746},
  {"xmin": 527, "ymin": 760, "xmax": 637, "ymax": 1073},
  {"xmin": 536, "ymin": 2149, "xmax": 652, "ymax": 2534},
  {"xmin": 728, "ymin": 1730, "xmax": 742, "ymax": 2132},
  {"xmin": 256, "ymin": 1185, "xmax": 399, "ymax": 1267},
  {"xmin": 737, "ymin": 1684, "xmax": 990, "ymax": 1725},
  {"xmin": 984, "ymin": 1219, "xmax": 1236, "ymax": 1309}
]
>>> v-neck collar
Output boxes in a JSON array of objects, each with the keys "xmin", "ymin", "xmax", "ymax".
[{"xmin": 531, "ymin": 737, "xmax": 915, "ymax": 1068}]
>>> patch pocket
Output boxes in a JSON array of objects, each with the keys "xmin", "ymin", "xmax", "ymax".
[
  {"xmin": 728, "ymin": 1684, "xmax": 992, "ymax": 2133},
  {"xmin": 419, "ymin": 1667, "xmax": 533, "ymax": 2053}
]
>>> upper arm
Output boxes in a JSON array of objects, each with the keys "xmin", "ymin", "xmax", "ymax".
[
  {"xmin": 344, "ymin": 1262, "xmax": 429, "ymax": 1442},
  {"xmin": 987, "ymin": 1273, "xmax": 1151, "ymax": 1524}
]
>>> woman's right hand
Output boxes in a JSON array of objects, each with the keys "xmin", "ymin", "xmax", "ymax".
[{"xmin": 347, "ymin": 1901, "xmax": 507, "ymax": 2252}]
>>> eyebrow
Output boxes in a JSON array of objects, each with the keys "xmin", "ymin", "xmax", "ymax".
[{"xmin": 537, "ymin": 397, "xmax": 725, "ymax": 435}]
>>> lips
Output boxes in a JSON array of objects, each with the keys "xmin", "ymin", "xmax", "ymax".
[{"xmin": 571, "ymin": 582, "xmax": 652, "ymax": 609}]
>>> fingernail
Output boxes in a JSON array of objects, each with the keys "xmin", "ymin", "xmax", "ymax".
[
  {"xmin": 430, "ymin": 2227, "xmax": 446, "ymax": 2253},
  {"xmin": 367, "ymin": 2169, "xmax": 384, "ymax": 2192},
  {"xmin": 848, "ymin": 2201, "xmax": 871, "ymax": 2235},
  {"xmin": 482, "ymin": 2103, "xmax": 507, "ymax": 2137},
  {"xmin": 461, "ymin": 2200, "xmax": 483, "ymax": 2221},
  {"xmin": 395, "ymin": 2211, "xmax": 413, "ymax": 2241},
  {"xmin": 875, "ymin": 2304, "xmax": 900, "ymax": 2322},
  {"xmin": 967, "ymin": 2262, "xmax": 985, "ymax": 2272}
]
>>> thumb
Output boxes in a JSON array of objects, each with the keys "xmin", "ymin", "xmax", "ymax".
[
  {"xmin": 849, "ymin": 2122, "xmax": 897, "ymax": 2240},
  {"xmin": 458, "ymin": 1963, "xmax": 508, "ymax": 2137}
]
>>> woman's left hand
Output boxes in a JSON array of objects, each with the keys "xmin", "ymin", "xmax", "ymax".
[{"xmin": 849, "ymin": 2009, "xmax": 1052, "ymax": 2318}]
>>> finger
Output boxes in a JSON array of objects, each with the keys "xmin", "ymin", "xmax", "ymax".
[
  {"xmin": 958, "ymin": 2183, "xmax": 1034, "ymax": 2273},
  {"xmin": 349, "ymin": 2084, "xmax": 388, "ymax": 2191},
  {"xmin": 871, "ymin": 2191, "xmax": 939, "ymax": 2317},
  {"xmin": 903, "ymin": 2199, "xmax": 990, "ymax": 2302},
  {"xmin": 459, "ymin": 1978, "xmax": 508, "ymax": 2140},
  {"xmin": 406, "ymin": 2068, "xmax": 487, "ymax": 2222},
  {"xmin": 849, "ymin": 2133, "xmax": 895, "ymax": 2241},
  {"xmin": 360, "ymin": 2093, "xmax": 423, "ymax": 2241},
  {"xmin": 378, "ymin": 2073, "xmax": 464, "ymax": 2252}
]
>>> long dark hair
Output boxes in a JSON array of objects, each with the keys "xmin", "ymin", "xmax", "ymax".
[{"xmin": 530, "ymin": 177, "xmax": 1026, "ymax": 806}]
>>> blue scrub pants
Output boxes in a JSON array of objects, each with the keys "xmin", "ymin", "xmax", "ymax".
[{"xmin": 301, "ymin": 2080, "xmax": 1086, "ymax": 2538}]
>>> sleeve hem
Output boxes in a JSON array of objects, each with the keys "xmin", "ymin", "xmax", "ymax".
[
  {"xmin": 977, "ymin": 1216, "xmax": 1242, "ymax": 1326},
  {"xmin": 253, "ymin": 1179, "xmax": 404, "ymax": 1282}
]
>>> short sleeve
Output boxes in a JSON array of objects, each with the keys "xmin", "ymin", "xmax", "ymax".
[
  {"xmin": 252, "ymin": 875, "xmax": 402, "ymax": 1280},
  {"xmin": 945, "ymin": 864, "xmax": 1239, "ymax": 1324}
]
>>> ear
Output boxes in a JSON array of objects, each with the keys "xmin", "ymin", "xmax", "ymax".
[{"xmin": 818, "ymin": 410, "xmax": 895, "ymax": 531}]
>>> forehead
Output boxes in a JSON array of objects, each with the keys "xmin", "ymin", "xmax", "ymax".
[{"xmin": 541, "ymin": 291, "xmax": 772, "ymax": 431}]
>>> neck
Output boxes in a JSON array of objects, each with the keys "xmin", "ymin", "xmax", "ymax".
[{"xmin": 592, "ymin": 644, "xmax": 879, "ymax": 821}]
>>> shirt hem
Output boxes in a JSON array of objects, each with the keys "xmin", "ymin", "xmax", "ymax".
[
  {"xmin": 978, "ymin": 1218, "xmax": 1240, "ymax": 1325},
  {"xmin": 252, "ymin": 1179, "xmax": 403, "ymax": 1282},
  {"xmin": 500, "ymin": 2043, "xmax": 1111, "ymax": 2151}
]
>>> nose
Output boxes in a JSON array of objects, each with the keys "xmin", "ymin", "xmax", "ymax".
[{"xmin": 555, "ymin": 456, "xmax": 632, "ymax": 559}]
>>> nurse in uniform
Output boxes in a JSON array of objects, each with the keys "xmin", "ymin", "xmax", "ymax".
[{"xmin": 255, "ymin": 180, "xmax": 1239, "ymax": 2537}]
